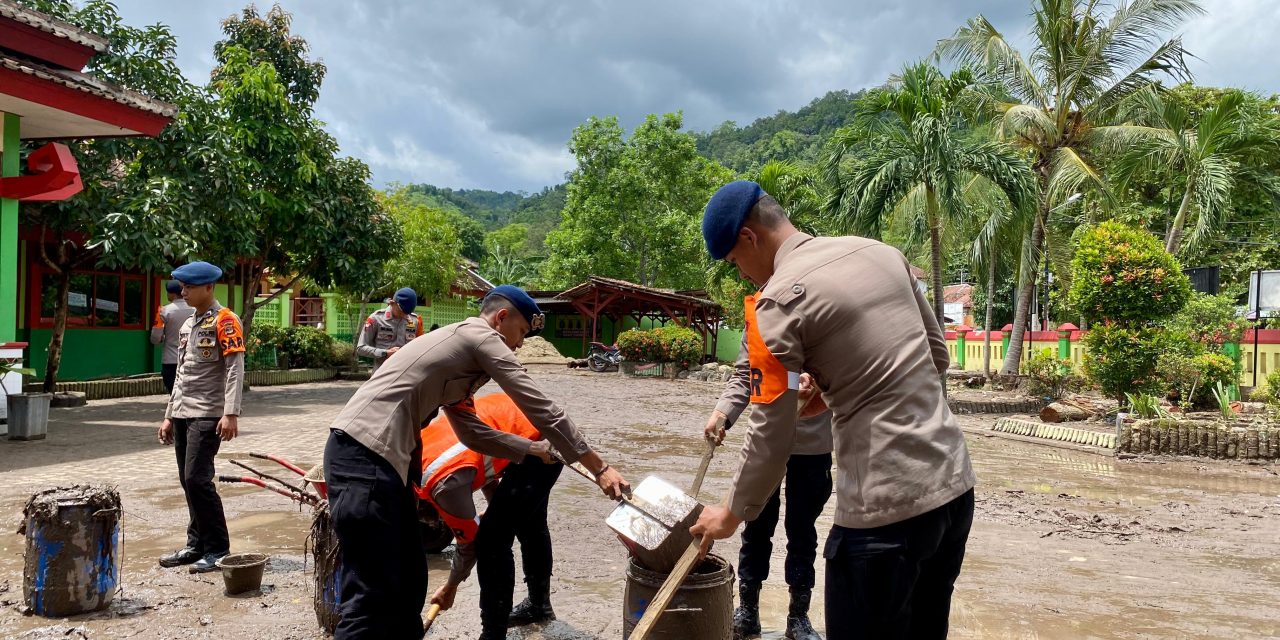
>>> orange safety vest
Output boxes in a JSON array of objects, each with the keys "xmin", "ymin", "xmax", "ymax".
[
  {"xmin": 416, "ymin": 393, "xmax": 542, "ymax": 501},
  {"xmin": 744, "ymin": 294, "xmax": 796, "ymax": 405}
]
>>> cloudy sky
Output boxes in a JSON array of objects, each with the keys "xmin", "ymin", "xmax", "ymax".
[{"xmin": 114, "ymin": 0, "xmax": 1280, "ymax": 193}]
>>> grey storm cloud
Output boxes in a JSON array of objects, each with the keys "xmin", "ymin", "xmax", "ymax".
[{"xmin": 114, "ymin": 0, "xmax": 1280, "ymax": 192}]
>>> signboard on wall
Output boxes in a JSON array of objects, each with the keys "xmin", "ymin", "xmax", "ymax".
[{"xmin": 1247, "ymin": 270, "xmax": 1280, "ymax": 317}]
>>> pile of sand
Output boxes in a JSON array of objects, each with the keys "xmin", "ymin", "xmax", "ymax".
[{"xmin": 515, "ymin": 336, "xmax": 571, "ymax": 364}]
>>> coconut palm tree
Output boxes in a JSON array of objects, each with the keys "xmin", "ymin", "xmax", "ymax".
[
  {"xmin": 1101, "ymin": 88, "xmax": 1280, "ymax": 254},
  {"xmin": 823, "ymin": 62, "xmax": 1036, "ymax": 327},
  {"xmin": 753, "ymin": 160, "xmax": 829, "ymax": 235},
  {"xmin": 936, "ymin": 0, "xmax": 1203, "ymax": 374}
]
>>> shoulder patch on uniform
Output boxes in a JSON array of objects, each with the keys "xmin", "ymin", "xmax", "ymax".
[{"xmin": 215, "ymin": 308, "xmax": 245, "ymax": 356}]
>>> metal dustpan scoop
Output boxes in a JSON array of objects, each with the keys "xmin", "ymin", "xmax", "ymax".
[{"xmin": 605, "ymin": 475, "xmax": 703, "ymax": 573}]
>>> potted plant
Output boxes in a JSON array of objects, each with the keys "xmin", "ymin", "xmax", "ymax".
[{"xmin": 3, "ymin": 361, "xmax": 51, "ymax": 441}]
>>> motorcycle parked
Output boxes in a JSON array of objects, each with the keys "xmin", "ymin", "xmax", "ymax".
[{"xmin": 587, "ymin": 341, "xmax": 622, "ymax": 372}]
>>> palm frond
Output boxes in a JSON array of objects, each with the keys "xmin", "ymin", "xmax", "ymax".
[{"xmin": 935, "ymin": 15, "xmax": 1047, "ymax": 107}]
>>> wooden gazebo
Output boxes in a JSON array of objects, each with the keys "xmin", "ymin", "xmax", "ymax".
[{"xmin": 554, "ymin": 276, "xmax": 724, "ymax": 357}]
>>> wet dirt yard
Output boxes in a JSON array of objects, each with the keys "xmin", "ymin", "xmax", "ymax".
[{"xmin": 1, "ymin": 368, "xmax": 1278, "ymax": 639}]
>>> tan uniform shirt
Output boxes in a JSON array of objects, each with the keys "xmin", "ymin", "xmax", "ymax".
[
  {"xmin": 330, "ymin": 317, "xmax": 592, "ymax": 485},
  {"xmin": 727, "ymin": 233, "xmax": 975, "ymax": 529},
  {"xmin": 356, "ymin": 307, "xmax": 424, "ymax": 371},
  {"xmin": 150, "ymin": 299, "xmax": 195, "ymax": 365},
  {"xmin": 715, "ymin": 337, "xmax": 834, "ymax": 456},
  {"xmin": 165, "ymin": 301, "xmax": 245, "ymax": 419}
]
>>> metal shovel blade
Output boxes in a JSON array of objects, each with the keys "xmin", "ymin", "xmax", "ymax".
[{"xmin": 605, "ymin": 476, "xmax": 700, "ymax": 551}]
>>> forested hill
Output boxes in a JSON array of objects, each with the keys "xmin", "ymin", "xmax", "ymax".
[
  {"xmin": 405, "ymin": 183, "xmax": 566, "ymax": 231},
  {"xmin": 405, "ymin": 89, "xmax": 864, "ymax": 250},
  {"xmin": 692, "ymin": 89, "xmax": 865, "ymax": 172}
]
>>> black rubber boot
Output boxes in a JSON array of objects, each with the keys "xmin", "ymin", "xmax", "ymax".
[
  {"xmin": 785, "ymin": 587, "xmax": 823, "ymax": 640},
  {"xmin": 508, "ymin": 578, "xmax": 556, "ymax": 627},
  {"xmin": 733, "ymin": 582, "xmax": 762, "ymax": 639}
]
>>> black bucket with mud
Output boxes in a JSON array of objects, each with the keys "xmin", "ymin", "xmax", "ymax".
[
  {"xmin": 308, "ymin": 505, "xmax": 344, "ymax": 633},
  {"xmin": 623, "ymin": 553, "xmax": 734, "ymax": 639},
  {"xmin": 20, "ymin": 485, "xmax": 122, "ymax": 617}
]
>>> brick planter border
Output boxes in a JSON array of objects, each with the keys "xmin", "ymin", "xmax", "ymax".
[
  {"xmin": 949, "ymin": 398, "xmax": 1045, "ymax": 415},
  {"xmin": 1118, "ymin": 418, "xmax": 1278, "ymax": 460},
  {"xmin": 25, "ymin": 368, "xmax": 337, "ymax": 401},
  {"xmin": 993, "ymin": 417, "xmax": 1117, "ymax": 449}
]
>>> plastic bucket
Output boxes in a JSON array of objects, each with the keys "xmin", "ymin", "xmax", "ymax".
[
  {"xmin": 217, "ymin": 552, "xmax": 268, "ymax": 595},
  {"xmin": 22, "ymin": 486, "xmax": 121, "ymax": 616}
]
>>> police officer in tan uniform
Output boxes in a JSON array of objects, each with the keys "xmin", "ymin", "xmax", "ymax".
[
  {"xmin": 356, "ymin": 287, "xmax": 424, "ymax": 372},
  {"xmin": 707, "ymin": 354, "xmax": 832, "ymax": 639},
  {"xmin": 151, "ymin": 279, "xmax": 195, "ymax": 393},
  {"xmin": 691, "ymin": 182, "xmax": 976, "ymax": 639},
  {"xmin": 156, "ymin": 261, "xmax": 245, "ymax": 574},
  {"xmin": 324, "ymin": 285, "xmax": 630, "ymax": 640}
]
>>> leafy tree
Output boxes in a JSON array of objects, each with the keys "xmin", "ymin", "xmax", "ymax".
[
  {"xmin": 485, "ymin": 223, "xmax": 530, "ymax": 258},
  {"xmin": 542, "ymin": 113, "xmax": 733, "ymax": 289},
  {"xmin": 1105, "ymin": 88, "xmax": 1280, "ymax": 254},
  {"xmin": 379, "ymin": 187, "xmax": 462, "ymax": 299},
  {"xmin": 824, "ymin": 62, "xmax": 1036, "ymax": 327},
  {"xmin": 938, "ymin": 0, "xmax": 1204, "ymax": 374},
  {"xmin": 159, "ymin": 5, "xmax": 397, "ymax": 343},
  {"xmin": 1068, "ymin": 221, "xmax": 1191, "ymax": 325},
  {"xmin": 17, "ymin": 0, "xmax": 193, "ymax": 391}
]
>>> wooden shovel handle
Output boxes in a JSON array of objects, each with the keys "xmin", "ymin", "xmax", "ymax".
[
  {"xmin": 423, "ymin": 604, "xmax": 442, "ymax": 632},
  {"xmin": 688, "ymin": 438, "xmax": 716, "ymax": 499},
  {"xmin": 629, "ymin": 537, "xmax": 703, "ymax": 640}
]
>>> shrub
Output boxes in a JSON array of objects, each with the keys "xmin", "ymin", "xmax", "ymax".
[
  {"xmin": 617, "ymin": 329, "xmax": 661, "ymax": 363},
  {"xmin": 1082, "ymin": 325, "xmax": 1168, "ymax": 402},
  {"xmin": 330, "ymin": 341, "xmax": 357, "ymax": 369},
  {"xmin": 653, "ymin": 326, "xmax": 704, "ymax": 368},
  {"xmin": 280, "ymin": 325, "xmax": 335, "ymax": 369},
  {"xmin": 1025, "ymin": 348, "xmax": 1070, "ymax": 399},
  {"xmin": 1157, "ymin": 349, "xmax": 1237, "ymax": 409},
  {"xmin": 1250, "ymin": 369, "xmax": 1280, "ymax": 411},
  {"xmin": 249, "ymin": 322, "xmax": 285, "ymax": 354},
  {"xmin": 1068, "ymin": 222, "xmax": 1191, "ymax": 325},
  {"xmin": 1164, "ymin": 292, "xmax": 1248, "ymax": 352}
]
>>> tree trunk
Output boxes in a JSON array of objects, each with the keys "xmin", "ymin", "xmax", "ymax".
[
  {"xmin": 983, "ymin": 253, "xmax": 996, "ymax": 377},
  {"xmin": 41, "ymin": 268, "xmax": 71, "ymax": 393},
  {"xmin": 1164, "ymin": 183, "xmax": 1195, "ymax": 254},
  {"xmin": 927, "ymin": 187, "xmax": 945, "ymax": 328},
  {"xmin": 1001, "ymin": 213, "xmax": 1045, "ymax": 375},
  {"xmin": 1040, "ymin": 402, "xmax": 1089, "ymax": 423}
]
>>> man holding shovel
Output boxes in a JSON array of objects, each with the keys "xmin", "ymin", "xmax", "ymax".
[
  {"xmin": 691, "ymin": 182, "xmax": 976, "ymax": 639},
  {"xmin": 705, "ymin": 361, "xmax": 832, "ymax": 639},
  {"xmin": 325, "ymin": 285, "xmax": 629, "ymax": 639}
]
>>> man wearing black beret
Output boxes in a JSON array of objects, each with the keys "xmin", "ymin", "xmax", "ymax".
[
  {"xmin": 325, "ymin": 284, "xmax": 631, "ymax": 639},
  {"xmin": 156, "ymin": 261, "xmax": 245, "ymax": 574},
  {"xmin": 691, "ymin": 181, "xmax": 976, "ymax": 640}
]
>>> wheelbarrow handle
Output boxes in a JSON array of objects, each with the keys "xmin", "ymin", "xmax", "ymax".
[{"xmin": 248, "ymin": 451, "xmax": 308, "ymax": 476}]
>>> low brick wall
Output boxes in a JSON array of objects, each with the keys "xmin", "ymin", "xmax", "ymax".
[
  {"xmin": 949, "ymin": 398, "xmax": 1045, "ymax": 415},
  {"xmin": 26, "ymin": 368, "xmax": 337, "ymax": 401},
  {"xmin": 1118, "ymin": 419, "xmax": 1279, "ymax": 459},
  {"xmin": 992, "ymin": 417, "xmax": 1117, "ymax": 449}
]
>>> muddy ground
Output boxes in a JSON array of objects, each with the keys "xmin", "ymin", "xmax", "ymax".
[{"xmin": 1, "ymin": 368, "xmax": 1278, "ymax": 639}]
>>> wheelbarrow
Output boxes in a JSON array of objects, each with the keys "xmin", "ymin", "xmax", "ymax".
[{"xmin": 296, "ymin": 459, "xmax": 453, "ymax": 554}]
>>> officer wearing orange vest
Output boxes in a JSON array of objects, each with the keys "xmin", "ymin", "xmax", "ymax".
[{"xmin": 417, "ymin": 392, "xmax": 555, "ymax": 632}]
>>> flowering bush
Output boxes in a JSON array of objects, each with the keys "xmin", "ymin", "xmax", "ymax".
[
  {"xmin": 1157, "ymin": 349, "xmax": 1237, "ymax": 409},
  {"xmin": 1164, "ymin": 292, "xmax": 1248, "ymax": 355},
  {"xmin": 1067, "ymin": 222, "xmax": 1191, "ymax": 325},
  {"xmin": 617, "ymin": 326, "xmax": 704, "ymax": 366},
  {"xmin": 653, "ymin": 326, "xmax": 704, "ymax": 368},
  {"xmin": 617, "ymin": 329, "xmax": 661, "ymax": 363}
]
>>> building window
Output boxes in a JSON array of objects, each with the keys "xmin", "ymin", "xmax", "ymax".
[{"xmin": 35, "ymin": 270, "xmax": 146, "ymax": 329}]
